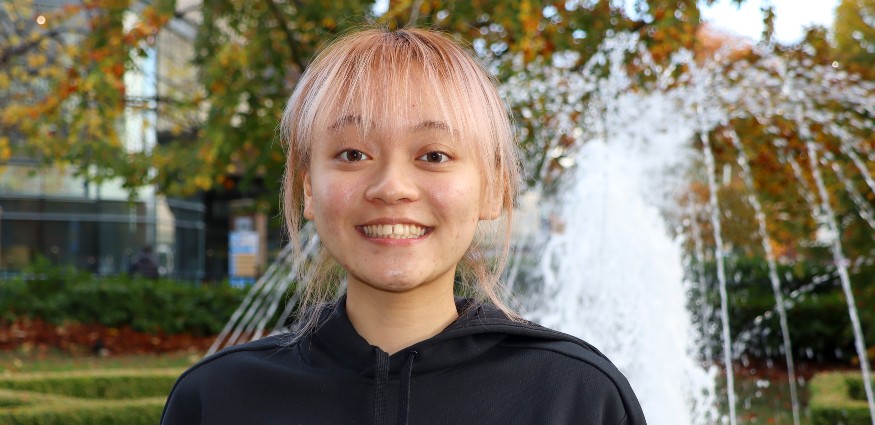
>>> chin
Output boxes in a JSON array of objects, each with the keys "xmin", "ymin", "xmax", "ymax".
[{"xmin": 358, "ymin": 271, "xmax": 428, "ymax": 294}]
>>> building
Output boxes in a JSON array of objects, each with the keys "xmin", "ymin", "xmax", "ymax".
[{"xmin": 0, "ymin": 0, "xmax": 210, "ymax": 280}]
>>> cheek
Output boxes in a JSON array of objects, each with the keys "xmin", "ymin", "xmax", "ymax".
[
  {"xmin": 313, "ymin": 177, "xmax": 359, "ymax": 217},
  {"xmin": 430, "ymin": 177, "xmax": 483, "ymax": 224}
]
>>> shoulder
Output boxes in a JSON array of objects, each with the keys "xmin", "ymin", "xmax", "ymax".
[
  {"xmin": 179, "ymin": 334, "xmax": 296, "ymax": 380},
  {"xmin": 488, "ymin": 320, "xmax": 647, "ymax": 424},
  {"xmin": 160, "ymin": 334, "xmax": 299, "ymax": 425},
  {"xmin": 498, "ymin": 327, "xmax": 624, "ymax": 385}
]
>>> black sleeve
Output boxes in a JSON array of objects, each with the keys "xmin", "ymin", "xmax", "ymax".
[
  {"xmin": 537, "ymin": 340, "xmax": 647, "ymax": 425},
  {"xmin": 160, "ymin": 372, "xmax": 202, "ymax": 425}
]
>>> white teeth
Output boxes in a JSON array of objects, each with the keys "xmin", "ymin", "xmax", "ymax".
[{"xmin": 362, "ymin": 224, "xmax": 427, "ymax": 239}]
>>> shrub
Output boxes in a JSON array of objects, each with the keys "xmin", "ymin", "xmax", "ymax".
[
  {"xmin": 0, "ymin": 369, "xmax": 179, "ymax": 399},
  {"xmin": 694, "ymin": 255, "xmax": 875, "ymax": 363},
  {"xmin": 0, "ymin": 259, "xmax": 247, "ymax": 336},
  {"xmin": 847, "ymin": 376, "xmax": 875, "ymax": 402},
  {"xmin": 0, "ymin": 369, "xmax": 181, "ymax": 425},
  {"xmin": 0, "ymin": 399, "xmax": 164, "ymax": 425},
  {"xmin": 809, "ymin": 371, "xmax": 874, "ymax": 425}
]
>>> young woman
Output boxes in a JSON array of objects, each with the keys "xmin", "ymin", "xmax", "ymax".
[{"xmin": 162, "ymin": 28, "xmax": 646, "ymax": 425}]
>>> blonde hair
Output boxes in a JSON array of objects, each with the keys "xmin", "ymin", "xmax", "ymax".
[{"xmin": 280, "ymin": 27, "xmax": 522, "ymax": 334}]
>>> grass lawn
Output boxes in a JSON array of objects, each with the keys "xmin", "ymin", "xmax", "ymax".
[
  {"xmin": 0, "ymin": 349, "xmax": 200, "ymax": 375},
  {"xmin": 716, "ymin": 362, "xmax": 870, "ymax": 425},
  {"xmin": 730, "ymin": 369, "xmax": 810, "ymax": 424}
]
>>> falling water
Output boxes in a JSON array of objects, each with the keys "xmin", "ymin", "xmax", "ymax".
[
  {"xmin": 511, "ymin": 34, "xmax": 718, "ymax": 425},
  {"xmin": 803, "ymin": 137, "xmax": 875, "ymax": 422},
  {"xmin": 686, "ymin": 193, "xmax": 714, "ymax": 365},
  {"xmin": 531, "ymin": 138, "xmax": 718, "ymax": 425},
  {"xmin": 829, "ymin": 156, "xmax": 875, "ymax": 231},
  {"xmin": 208, "ymin": 224, "xmax": 319, "ymax": 354},
  {"xmin": 726, "ymin": 129, "xmax": 801, "ymax": 425},
  {"xmin": 697, "ymin": 111, "xmax": 738, "ymax": 425}
]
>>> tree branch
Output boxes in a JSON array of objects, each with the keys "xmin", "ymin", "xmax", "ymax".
[
  {"xmin": 263, "ymin": 0, "xmax": 306, "ymax": 73},
  {"xmin": 0, "ymin": 28, "xmax": 62, "ymax": 68}
]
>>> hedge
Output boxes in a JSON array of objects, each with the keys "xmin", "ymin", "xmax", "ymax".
[
  {"xmin": 0, "ymin": 369, "xmax": 182, "ymax": 425},
  {"xmin": 695, "ymin": 255, "xmax": 875, "ymax": 363},
  {"xmin": 0, "ymin": 369, "xmax": 180, "ymax": 399},
  {"xmin": 0, "ymin": 398, "xmax": 165, "ymax": 425},
  {"xmin": 809, "ymin": 371, "xmax": 874, "ymax": 425},
  {"xmin": 848, "ymin": 377, "xmax": 875, "ymax": 402},
  {"xmin": 0, "ymin": 258, "xmax": 247, "ymax": 336}
]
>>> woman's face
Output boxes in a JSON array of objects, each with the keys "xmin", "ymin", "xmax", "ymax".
[{"xmin": 303, "ymin": 95, "xmax": 497, "ymax": 294}]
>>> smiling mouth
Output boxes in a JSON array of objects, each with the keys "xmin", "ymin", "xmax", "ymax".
[{"xmin": 359, "ymin": 224, "xmax": 430, "ymax": 239}]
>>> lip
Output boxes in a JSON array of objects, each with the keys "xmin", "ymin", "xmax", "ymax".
[{"xmin": 357, "ymin": 217, "xmax": 431, "ymax": 227}]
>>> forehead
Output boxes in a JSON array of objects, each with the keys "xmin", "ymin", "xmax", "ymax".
[{"xmin": 311, "ymin": 69, "xmax": 472, "ymax": 142}]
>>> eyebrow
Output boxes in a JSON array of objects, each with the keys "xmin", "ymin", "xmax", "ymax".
[
  {"xmin": 327, "ymin": 115, "xmax": 458, "ymax": 135},
  {"xmin": 328, "ymin": 115, "xmax": 366, "ymax": 132},
  {"xmin": 410, "ymin": 120, "xmax": 456, "ymax": 135}
]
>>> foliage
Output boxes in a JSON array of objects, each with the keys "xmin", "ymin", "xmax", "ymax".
[
  {"xmin": 0, "ymin": 398, "xmax": 164, "ymax": 425},
  {"xmin": 0, "ymin": 258, "xmax": 246, "ymax": 336},
  {"xmin": 809, "ymin": 371, "xmax": 874, "ymax": 425},
  {"xmin": 0, "ymin": 369, "xmax": 178, "ymax": 425},
  {"xmin": 0, "ymin": 369, "xmax": 178, "ymax": 400},
  {"xmin": 0, "ymin": 0, "xmax": 173, "ymax": 193},
  {"xmin": 694, "ymin": 256, "xmax": 875, "ymax": 363},
  {"xmin": 0, "ymin": 351, "xmax": 196, "ymax": 374},
  {"xmin": 834, "ymin": 0, "xmax": 875, "ymax": 79}
]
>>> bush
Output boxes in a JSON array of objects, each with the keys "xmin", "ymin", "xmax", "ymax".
[
  {"xmin": 809, "ymin": 372, "xmax": 874, "ymax": 425},
  {"xmin": 0, "ymin": 258, "xmax": 247, "ymax": 336},
  {"xmin": 0, "ymin": 370, "xmax": 178, "ymax": 399},
  {"xmin": 0, "ymin": 399, "xmax": 164, "ymax": 425},
  {"xmin": 694, "ymin": 255, "xmax": 875, "ymax": 363},
  {"xmin": 847, "ymin": 376, "xmax": 875, "ymax": 402},
  {"xmin": 0, "ymin": 369, "xmax": 180, "ymax": 425}
]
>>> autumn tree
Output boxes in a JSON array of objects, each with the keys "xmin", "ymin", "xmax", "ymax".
[
  {"xmin": 0, "ymin": 0, "xmax": 174, "ymax": 192},
  {"xmin": 834, "ymin": 0, "xmax": 875, "ymax": 79}
]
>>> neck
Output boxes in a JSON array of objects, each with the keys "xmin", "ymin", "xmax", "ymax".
[{"xmin": 345, "ymin": 278, "xmax": 459, "ymax": 355}]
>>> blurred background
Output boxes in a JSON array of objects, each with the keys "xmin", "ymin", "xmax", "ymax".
[{"xmin": 0, "ymin": 0, "xmax": 873, "ymax": 424}]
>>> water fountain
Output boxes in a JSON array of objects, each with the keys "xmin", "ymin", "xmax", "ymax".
[{"xmin": 212, "ymin": 33, "xmax": 875, "ymax": 424}]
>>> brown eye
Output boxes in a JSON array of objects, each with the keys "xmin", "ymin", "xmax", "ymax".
[
  {"xmin": 418, "ymin": 151, "xmax": 450, "ymax": 163},
  {"xmin": 338, "ymin": 149, "xmax": 369, "ymax": 162}
]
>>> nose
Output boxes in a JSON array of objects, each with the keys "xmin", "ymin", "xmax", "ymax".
[{"xmin": 364, "ymin": 157, "xmax": 419, "ymax": 204}]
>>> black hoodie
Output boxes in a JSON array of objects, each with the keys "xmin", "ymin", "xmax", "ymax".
[{"xmin": 161, "ymin": 297, "xmax": 646, "ymax": 425}]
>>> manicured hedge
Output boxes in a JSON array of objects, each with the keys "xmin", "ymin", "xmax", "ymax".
[
  {"xmin": 848, "ymin": 376, "xmax": 875, "ymax": 402},
  {"xmin": 0, "ymin": 258, "xmax": 246, "ymax": 336},
  {"xmin": 0, "ymin": 369, "xmax": 181, "ymax": 425},
  {"xmin": 809, "ymin": 371, "xmax": 874, "ymax": 425},
  {"xmin": 0, "ymin": 398, "xmax": 165, "ymax": 425},
  {"xmin": 0, "ymin": 369, "xmax": 179, "ymax": 399},
  {"xmin": 695, "ymin": 255, "xmax": 875, "ymax": 363}
]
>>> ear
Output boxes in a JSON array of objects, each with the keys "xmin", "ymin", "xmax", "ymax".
[
  {"xmin": 303, "ymin": 170, "xmax": 315, "ymax": 221},
  {"xmin": 479, "ymin": 187, "xmax": 502, "ymax": 220}
]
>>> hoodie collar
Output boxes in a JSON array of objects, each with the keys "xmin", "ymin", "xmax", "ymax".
[{"xmin": 301, "ymin": 295, "xmax": 511, "ymax": 378}]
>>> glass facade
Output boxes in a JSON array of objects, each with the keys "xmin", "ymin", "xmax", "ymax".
[{"xmin": 0, "ymin": 164, "xmax": 205, "ymax": 280}]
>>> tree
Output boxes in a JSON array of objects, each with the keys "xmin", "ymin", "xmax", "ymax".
[
  {"xmin": 834, "ymin": 0, "xmax": 875, "ymax": 79},
  {"xmin": 0, "ymin": 0, "xmax": 174, "ymax": 193}
]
